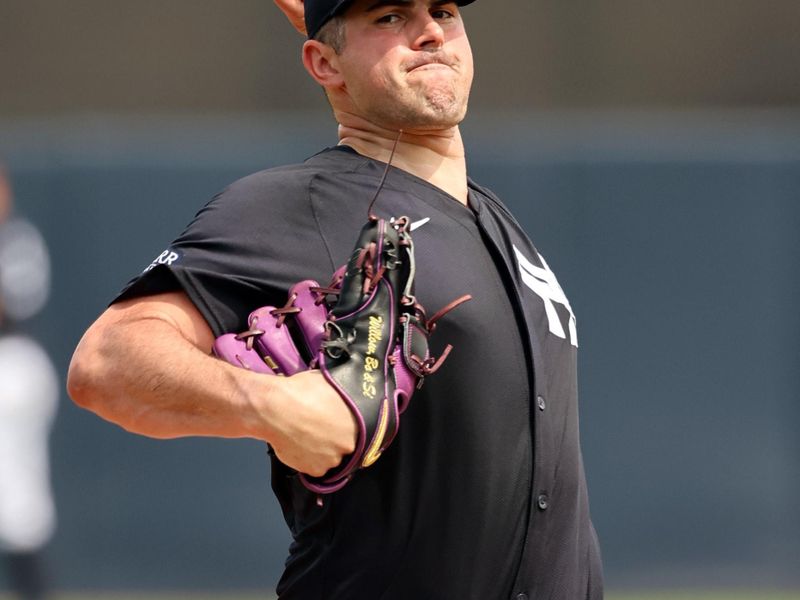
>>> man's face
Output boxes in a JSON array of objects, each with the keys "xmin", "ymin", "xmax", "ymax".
[{"xmin": 334, "ymin": 0, "xmax": 474, "ymax": 132}]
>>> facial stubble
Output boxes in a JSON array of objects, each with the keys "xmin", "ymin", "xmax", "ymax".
[{"xmin": 376, "ymin": 66, "xmax": 471, "ymax": 131}]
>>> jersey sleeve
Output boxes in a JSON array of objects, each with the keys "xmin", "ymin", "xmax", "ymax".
[{"xmin": 113, "ymin": 167, "xmax": 336, "ymax": 337}]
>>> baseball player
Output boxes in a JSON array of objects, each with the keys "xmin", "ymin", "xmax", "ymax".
[
  {"xmin": 68, "ymin": 1, "xmax": 603, "ymax": 598},
  {"xmin": 0, "ymin": 168, "xmax": 59, "ymax": 600}
]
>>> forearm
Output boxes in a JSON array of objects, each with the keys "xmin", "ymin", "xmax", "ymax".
[
  {"xmin": 68, "ymin": 310, "xmax": 271, "ymax": 441},
  {"xmin": 68, "ymin": 292, "xmax": 357, "ymax": 476}
]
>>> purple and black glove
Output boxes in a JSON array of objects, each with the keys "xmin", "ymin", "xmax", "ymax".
[{"xmin": 213, "ymin": 216, "xmax": 470, "ymax": 494}]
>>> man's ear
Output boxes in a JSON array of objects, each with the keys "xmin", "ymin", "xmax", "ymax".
[
  {"xmin": 274, "ymin": 0, "xmax": 307, "ymax": 35},
  {"xmin": 302, "ymin": 40, "xmax": 344, "ymax": 90}
]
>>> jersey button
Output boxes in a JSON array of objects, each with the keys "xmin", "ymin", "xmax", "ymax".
[
  {"xmin": 516, "ymin": 594, "xmax": 529, "ymax": 600},
  {"xmin": 537, "ymin": 493, "xmax": 549, "ymax": 511},
  {"xmin": 537, "ymin": 395, "xmax": 546, "ymax": 411}
]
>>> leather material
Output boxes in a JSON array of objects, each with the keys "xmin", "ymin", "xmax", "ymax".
[
  {"xmin": 304, "ymin": 218, "xmax": 408, "ymax": 492},
  {"xmin": 213, "ymin": 216, "xmax": 459, "ymax": 495}
]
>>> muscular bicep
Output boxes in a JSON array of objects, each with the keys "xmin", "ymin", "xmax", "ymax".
[
  {"xmin": 105, "ymin": 291, "xmax": 216, "ymax": 354},
  {"xmin": 68, "ymin": 290, "xmax": 222, "ymax": 427}
]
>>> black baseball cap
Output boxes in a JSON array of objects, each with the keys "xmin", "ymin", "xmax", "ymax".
[{"xmin": 305, "ymin": 0, "xmax": 478, "ymax": 40}]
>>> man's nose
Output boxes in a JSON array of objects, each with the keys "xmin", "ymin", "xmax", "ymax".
[{"xmin": 412, "ymin": 16, "xmax": 445, "ymax": 50}]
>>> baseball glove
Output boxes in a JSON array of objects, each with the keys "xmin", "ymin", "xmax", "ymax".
[{"xmin": 213, "ymin": 215, "xmax": 469, "ymax": 494}]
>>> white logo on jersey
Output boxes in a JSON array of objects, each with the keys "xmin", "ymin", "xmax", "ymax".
[
  {"xmin": 409, "ymin": 217, "xmax": 430, "ymax": 232},
  {"xmin": 144, "ymin": 249, "xmax": 181, "ymax": 273},
  {"xmin": 513, "ymin": 245, "xmax": 578, "ymax": 347}
]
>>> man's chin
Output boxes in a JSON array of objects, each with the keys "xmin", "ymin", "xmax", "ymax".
[
  {"xmin": 418, "ymin": 105, "xmax": 468, "ymax": 130},
  {"xmin": 385, "ymin": 112, "xmax": 466, "ymax": 134},
  {"xmin": 396, "ymin": 97, "xmax": 469, "ymax": 130}
]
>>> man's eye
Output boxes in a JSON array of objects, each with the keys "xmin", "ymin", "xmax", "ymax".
[
  {"xmin": 376, "ymin": 13, "xmax": 401, "ymax": 24},
  {"xmin": 431, "ymin": 9, "xmax": 455, "ymax": 20}
]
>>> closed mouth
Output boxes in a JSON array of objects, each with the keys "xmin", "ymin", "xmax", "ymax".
[
  {"xmin": 406, "ymin": 55, "xmax": 455, "ymax": 73},
  {"xmin": 411, "ymin": 63, "xmax": 450, "ymax": 71}
]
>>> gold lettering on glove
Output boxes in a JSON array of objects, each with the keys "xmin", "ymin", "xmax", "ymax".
[
  {"xmin": 362, "ymin": 315, "xmax": 385, "ymax": 400},
  {"xmin": 366, "ymin": 315, "xmax": 383, "ymax": 356}
]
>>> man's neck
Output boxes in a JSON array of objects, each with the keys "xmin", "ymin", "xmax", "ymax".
[{"xmin": 336, "ymin": 114, "xmax": 469, "ymax": 205}]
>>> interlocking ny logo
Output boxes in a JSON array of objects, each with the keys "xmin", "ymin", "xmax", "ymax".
[{"xmin": 513, "ymin": 245, "xmax": 578, "ymax": 347}]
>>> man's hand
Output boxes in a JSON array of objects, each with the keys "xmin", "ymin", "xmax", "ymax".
[
  {"xmin": 262, "ymin": 370, "xmax": 358, "ymax": 477},
  {"xmin": 274, "ymin": 0, "xmax": 307, "ymax": 35}
]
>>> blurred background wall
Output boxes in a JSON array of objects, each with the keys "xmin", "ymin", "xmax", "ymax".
[{"xmin": 1, "ymin": 0, "xmax": 799, "ymax": 594}]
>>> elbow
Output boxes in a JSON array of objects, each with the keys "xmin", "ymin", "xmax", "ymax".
[
  {"xmin": 67, "ymin": 332, "xmax": 111, "ymax": 413},
  {"xmin": 67, "ymin": 344, "xmax": 145, "ymax": 436},
  {"xmin": 67, "ymin": 350, "xmax": 98, "ymax": 411},
  {"xmin": 67, "ymin": 362, "xmax": 93, "ymax": 411}
]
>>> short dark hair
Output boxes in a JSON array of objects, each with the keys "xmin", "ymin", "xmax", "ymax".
[{"xmin": 313, "ymin": 15, "xmax": 346, "ymax": 54}]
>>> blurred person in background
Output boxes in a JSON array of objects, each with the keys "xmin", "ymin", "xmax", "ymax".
[{"xmin": 0, "ymin": 166, "xmax": 59, "ymax": 600}]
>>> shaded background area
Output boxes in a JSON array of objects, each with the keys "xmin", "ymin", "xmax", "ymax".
[
  {"xmin": 2, "ymin": 1, "xmax": 800, "ymax": 112},
  {"xmin": 1, "ymin": 0, "xmax": 799, "ymax": 594}
]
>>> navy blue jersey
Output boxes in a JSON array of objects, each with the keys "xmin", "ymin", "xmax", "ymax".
[{"xmin": 116, "ymin": 146, "xmax": 603, "ymax": 600}]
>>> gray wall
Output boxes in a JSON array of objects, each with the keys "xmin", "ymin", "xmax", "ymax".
[
  {"xmin": 2, "ymin": 1, "xmax": 800, "ymax": 115},
  {"xmin": 1, "ymin": 110, "xmax": 798, "ymax": 591}
]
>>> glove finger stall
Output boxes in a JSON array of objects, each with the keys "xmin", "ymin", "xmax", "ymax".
[
  {"xmin": 289, "ymin": 280, "xmax": 330, "ymax": 357},
  {"xmin": 248, "ymin": 307, "xmax": 307, "ymax": 376},
  {"xmin": 212, "ymin": 333, "xmax": 279, "ymax": 375}
]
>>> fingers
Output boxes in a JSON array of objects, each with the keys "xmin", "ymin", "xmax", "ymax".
[
  {"xmin": 273, "ymin": 0, "xmax": 307, "ymax": 35},
  {"xmin": 268, "ymin": 370, "xmax": 358, "ymax": 477}
]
